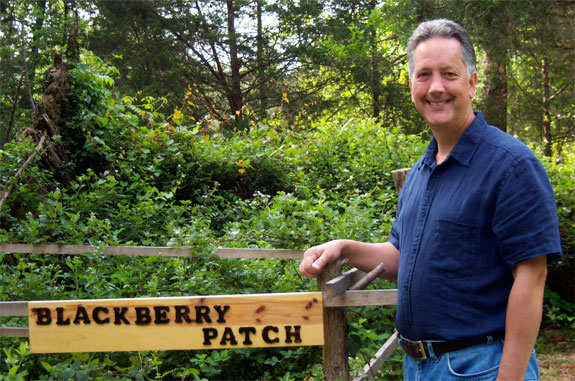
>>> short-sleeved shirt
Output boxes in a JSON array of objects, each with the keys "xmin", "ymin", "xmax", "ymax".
[{"xmin": 389, "ymin": 112, "xmax": 562, "ymax": 341}]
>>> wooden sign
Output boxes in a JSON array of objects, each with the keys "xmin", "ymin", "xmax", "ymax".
[{"xmin": 28, "ymin": 292, "xmax": 323, "ymax": 353}]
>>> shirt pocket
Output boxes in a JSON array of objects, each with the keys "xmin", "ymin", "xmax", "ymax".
[{"xmin": 430, "ymin": 218, "xmax": 479, "ymax": 277}]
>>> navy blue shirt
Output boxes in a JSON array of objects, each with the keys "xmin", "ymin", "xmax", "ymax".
[{"xmin": 389, "ymin": 112, "xmax": 562, "ymax": 341}]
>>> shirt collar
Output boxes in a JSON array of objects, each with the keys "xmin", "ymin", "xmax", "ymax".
[{"xmin": 421, "ymin": 111, "xmax": 487, "ymax": 168}]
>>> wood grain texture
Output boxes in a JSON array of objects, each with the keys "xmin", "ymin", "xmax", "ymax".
[{"xmin": 28, "ymin": 292, "xmax": 323, "ymax": 353}]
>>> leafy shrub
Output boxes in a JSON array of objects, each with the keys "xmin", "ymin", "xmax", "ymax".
[
  {"xmin": 299, "ymin": 117, "xmax": 425, "ymax": 193},
  {"xmin": 540, "ymin": 143, "xmax": 575, "ymax": 328},
  {"xmin": 0, "ymin": 137, "xmax": 56, "ymax": 221}
]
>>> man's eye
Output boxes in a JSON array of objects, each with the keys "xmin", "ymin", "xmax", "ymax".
[{"xmin": 417, "ymin": 72, "xmax": 430, "ymax": 78}]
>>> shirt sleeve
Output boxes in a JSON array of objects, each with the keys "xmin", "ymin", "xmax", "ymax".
[
  {"xmin": 493, "ymin": 155, "xmax": 563, "ymax": 267},
  {"xmin": 389, "ymin": 178, "xmax": 406, "ymax": 251},
  {"xmin": 389, "ymin": 222, "xmax": 400, "ymax": 250}
]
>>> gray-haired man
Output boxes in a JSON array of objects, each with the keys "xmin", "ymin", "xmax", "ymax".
[{"xmin": 300, "ymin": 19, "xmax": 562, "ymax": 380}]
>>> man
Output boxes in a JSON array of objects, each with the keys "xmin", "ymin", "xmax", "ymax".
[{"xmin": 300, "ymin": 19, "xmax": 562, "ymax": 380}]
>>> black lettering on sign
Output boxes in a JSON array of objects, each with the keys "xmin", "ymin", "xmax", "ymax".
[
  {"xmin": 154, "ymin": 306, "xmax": 170, "ymax": 324},
  {"xmin": 93, "ymin": 306, "xmax": 110, "ymax": 324},
  {"xmin": 32, "ymin": 308, "xmax": 52, "ymax": 325},
  {"xmin": 202, "ymin": 328, "xmax": 218, "ymax": 345},
  {"xmin": 284, "ymin": 325, "xmax": 302, "ymax": 343},
  {"xmin": 213, "ymin": 305, "xmax": 230, "ymax": 323},
  {"xmin": 174, "ymin": 305, "xmax": 192, "ymax": 323},
  {"xmin": 220, "ymin": 327, "xmax": 238, "ymax": 345},
  {"xmin": 195, "ymin": 305, "xmax": 211, "ymax": 323},
  {"xmin": 114, "ymin": 307, "xmax": 130, "ymax": 325},
  {"xmin": 238, "ymin": 327, "xmax": 256, "ymax": 345},
  {"xmin": 56, "ymin": 307, "xmax": 70, "ymax": 325},
  {"xmin": 262, "ymin": 325, "xmax": 279, "ymax": 344},
  {"xmin": 73, "ymin": 306, "xmax": 91, "ymax": 325},
  {"xmin": 135, "ymin": 307, "xmax": 152, "ymax": 325}
]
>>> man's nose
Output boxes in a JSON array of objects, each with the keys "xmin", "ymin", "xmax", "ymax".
[{"xmin": 428, "ymin": 74, "xmax": 445, "ymax": 94}]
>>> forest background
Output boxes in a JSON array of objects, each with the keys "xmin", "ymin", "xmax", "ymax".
[{"xmin": 0, "ymin": 0, "xmax": 573, "ymax": 379}]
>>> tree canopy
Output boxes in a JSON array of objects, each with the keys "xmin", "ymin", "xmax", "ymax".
[{"xmin": 2, "ymin": 0, "xmax": 573, "ymax": 150}]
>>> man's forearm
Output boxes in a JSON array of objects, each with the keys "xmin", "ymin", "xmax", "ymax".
[
  {"xmin": 497, "ymin": 256, "xmax": 547, "ymax": 380},
  {"xmin": 340, "ymin": 240, "xmax": 399, "ymax": 280}
]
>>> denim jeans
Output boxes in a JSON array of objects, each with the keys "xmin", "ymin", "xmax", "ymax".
[{"xmin": 403, "ymin": 338, "xmax": 540, "ymax": 380}]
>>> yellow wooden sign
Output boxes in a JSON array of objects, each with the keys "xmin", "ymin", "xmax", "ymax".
[{"xmin": 28, "ymin": 292, "xmax": 323, "ymax": 353}]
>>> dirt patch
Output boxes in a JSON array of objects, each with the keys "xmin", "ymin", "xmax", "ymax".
[
  {"xmin": 538, "ymin": 327, "xmax": 575, "ymax": 380},
  {"xmin": 540, "ymin": 352, "xmax": 575, "ymax": 380}
]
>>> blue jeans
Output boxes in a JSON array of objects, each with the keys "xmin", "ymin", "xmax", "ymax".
[{"xmin": 403, "ymin": 338, "xmax": 540, "ymax": 380}]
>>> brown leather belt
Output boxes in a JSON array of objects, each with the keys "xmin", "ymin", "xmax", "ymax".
[{"xmin": 399, "ymin": 337, "xmax": 494, "ymax": 360}]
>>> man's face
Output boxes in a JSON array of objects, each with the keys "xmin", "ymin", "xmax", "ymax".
[{"xmin": 409, "ymin": 38, "xmax": 477, "ymax": 133}]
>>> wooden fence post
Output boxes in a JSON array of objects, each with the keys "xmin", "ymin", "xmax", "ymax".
[
  {"xmin": 391, "ymin": 168, "xmax": 410, "ymax": 195},
  {"xmin": 318, "ymin": 260, "xmax": 350, "ymax": 381}
]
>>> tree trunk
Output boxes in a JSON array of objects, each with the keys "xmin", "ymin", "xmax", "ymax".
[
  {"xmin": 20, "ymin": 24, "xmax": 36, "ymax": 114},
  {"xmin": 482, "ymin": 49, "xmax": 507, "ymax": 132},
  {"xmin": 256, "ymin": 0, "xmax": 267, "ymax": 111},
  {"xmin": 18, "ymin": 53, "xmax": 68, "ymax": 180},
  {"xmin": 370, "ymin": 28, "xmax": 381, "ymax": 119},
  {"xmin": 417, "ymin": 0, "xmax": 435, "ymax": 22},
  {"xmin": 226, "ymin": 0, "xmax": 243, "ymax": 123},
  {"xmin": 541, "ymin": 56, "xmax": 552, "ymax": 157},
  {"xmin": 16, "ymin": 19, "xmax": 79, "ymax": 183},
  {"xmin": 2, "ymin": 74, "xmax": 23, "ymax": 147}
]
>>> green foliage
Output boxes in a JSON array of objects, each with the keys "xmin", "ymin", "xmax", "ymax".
[
  {"xmin": 346, "ymin": 305, "xmax": 403, "ymax": 379},
  {"xmin": 64, "ymin": 52, "xmax": 154, "ymax": 174},
  {"xmin": 0, "ymin": 137, "xmax": 56, "ymax": 221},
  {"xmin": 544, "ymin": 288, "xmax": 574, "ymax": 329},
  {"xmin": 2, "ymin": 342, "xmax": 31, "ymax": 381},
  {"xmin": 539, "ymin": 143, "xmax": 575, "ymax": 327},
  {"xmin": 299, "ymin": 117, "xmax": 425, "ymax": 192}
]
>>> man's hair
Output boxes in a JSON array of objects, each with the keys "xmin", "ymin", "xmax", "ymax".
[{"xmin": 407, "ymin": 19, "xmax": 477, "ymax": 78}]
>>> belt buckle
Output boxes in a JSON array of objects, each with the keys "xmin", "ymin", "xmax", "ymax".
[
  {"xmin": 415, "ymin": 341, "xmax": 427, "ymax": 360},
  {"xmin": 400, "ymin": 339, "xmax": 428, "ymax": 360}
]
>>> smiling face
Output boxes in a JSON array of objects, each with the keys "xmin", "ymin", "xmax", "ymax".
[{"xmin": 409, "ymin": 37, "xmax": 477, "ymax": 135}]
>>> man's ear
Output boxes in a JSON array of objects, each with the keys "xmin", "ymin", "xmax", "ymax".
[{"xmin": 469, "ymin": 72, "xmax": 478, "ymax": 99}]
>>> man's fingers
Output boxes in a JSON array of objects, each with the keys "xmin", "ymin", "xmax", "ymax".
[
  {"xmin": 300, "ymin": 241, "xmax": 343, "ymax": 278},
  {"xmin": 300, "ymin": 247, "xmax": 324, "ymax": 278},
  {"xmin": 310, "ymin": 252, "xmax": 329, "ymax": 272}
]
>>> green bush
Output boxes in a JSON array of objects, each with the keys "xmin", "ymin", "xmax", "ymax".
[{"xmin": 540, "ymin": 143, "xmax": 575, "ymax": 328}]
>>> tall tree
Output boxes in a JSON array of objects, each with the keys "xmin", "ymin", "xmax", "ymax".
[
  {"xmin": 505, "ymin": 0, "xmax": 574, "ymax": 155},
  {"xmin": 469, "ymin": 2, "xmax": 511, "ymax": 132},
  {"xmin": 282, "ymin": 0, "xmax": 415, "ymax": 124},
  {"xmin": 90, "ymin": 0, "xmax": 314, "ymax": 129},
  {"xmin": 423, "ymin": 0, "xmax": 574, "ymax": 149}
]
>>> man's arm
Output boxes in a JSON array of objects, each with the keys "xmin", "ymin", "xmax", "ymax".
[
  {"xmin": 299, "ymin": 239, "xmax": 399, "ymax": 280},
  {"xmin": 497, "ymin": 255, "xmax": 548, "ymax": 380}
]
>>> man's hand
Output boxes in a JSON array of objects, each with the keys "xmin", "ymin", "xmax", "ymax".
[{"xmin": 299, "ymin": 240, "xmax": 345, "ymax": 278}]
